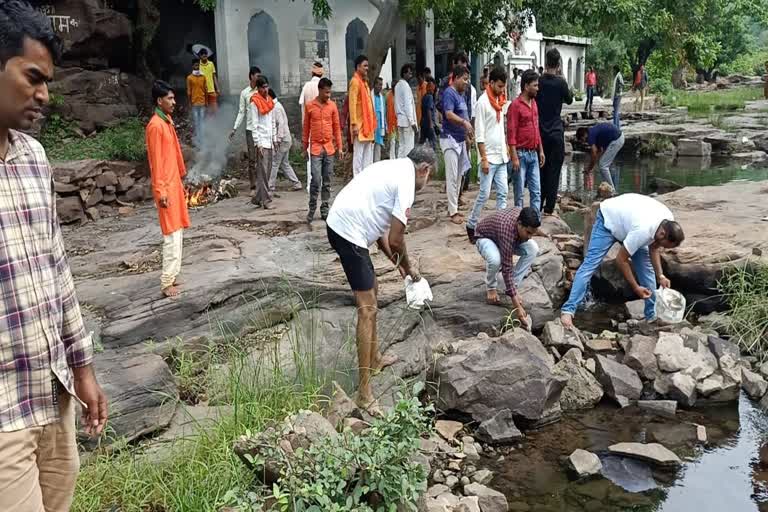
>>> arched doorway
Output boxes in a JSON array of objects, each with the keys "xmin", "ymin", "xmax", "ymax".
[
  {"xmin": 248, "ymin": 12, "xmax": 280, "ymax": 94},
  {"xmin": 575, "ymin": 57, "xmax": 583, "ymax": 90},
  {"xmin": 346, "ymin": 18, "xmax": 369, "ymax": 83},
  {"xmin": 567, "ymin": 58, "xmax": 573, "ymax": 85}
]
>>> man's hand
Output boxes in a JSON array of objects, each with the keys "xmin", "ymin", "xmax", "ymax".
[
  {"xmin": 539, "ymin": 151, "xmax": 546, "ymax": 168},
  {"xmin": 412, "ymin": 123, "xmax": 418, "ymax": 133},
  {"xmin": 339, "ymin": 149, "xmax": 346, "ymax": 159},
  {"xmin": 481, "ymin": 158, "xmax": 490, "ymax": 174},
  {"xmin": 159, "ymin": 196, "xmax": 169, "ymax": 208},
  {"xmin": 352, "ymin": 126, "xmax": 359, "ymax": 139},
  {"xmin": 257, "ymin": 146, "xmax": 264, "ymax": 157},
  {"xmin": 511, "ymin": 155, "xmax": 520, "ymax": 172},
  {"xmin": 463, "ymin": 120, "xmax": 474, "ymax": 138},
  {"xmin": 410, "ymin": 272, "xmax": 422, "ymax": 283},
  {"xmin": 73, "ymin": 366, "xmax": 108, "ymax": 437},
  {"xmin": 634, "ymin": 286, "xmax": 653, "ymax": 299},
  {"xmin": 659, "ymin": 275, "xmax": 671, "ymax": 289},
  {"xmin": 516, "ymin": 306, "xmax": 529, "ymax": 329},
  {"xmin": 228, "ymin": 129, "xmax": 236, "ymax": 141}
]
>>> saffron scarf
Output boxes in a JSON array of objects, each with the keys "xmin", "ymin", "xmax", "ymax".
[
  {"xmin": 352, "ymin": 72, "xmax": 375, "ymax": 139},
  {"xmin": 251, "ymin": 93, "xmax": 275, "ymax": 115},
  {"xmin": 386, "ymin": 90, "xmax": 397, "ymax": 136},
  {"xmin": 485, "ymin": 85, "xmax": 506, "ymax": 122}
]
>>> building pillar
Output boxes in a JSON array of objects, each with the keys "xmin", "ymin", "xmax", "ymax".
[
  {"xmin": 214, "ymin": 0, "xmax": 233, "ymax": 95},
  {"xmin": 395, "ymin": 21, "xmax": 407, "ymax": 73},
  {"xmin": 425, "ymin": 10, "xmax": 435, "ymax": 72}
]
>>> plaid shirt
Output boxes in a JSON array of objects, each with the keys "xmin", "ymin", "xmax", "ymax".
[
  {"xmin": 475, "ymin": 207, "xmax": 522, "ymax": 299},
  {"xmin": 0, "ymin": 130, "xmax": 92, "ymax": 432}
]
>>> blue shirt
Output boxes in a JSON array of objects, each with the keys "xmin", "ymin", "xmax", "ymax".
[
  {"xmin": 421, "ymin": 93, "xmax": 435, "ymax": 133},
  {"xmin": 373, "ymin": 92, "xmax": 386, "ymax": 146},
  {"xmin": 588, "ymin": 122, "xmax": 622, "ymax": 150},
  {"xmin": 440, "ymin": 86, "xmax": 468, "ymax": 142}
]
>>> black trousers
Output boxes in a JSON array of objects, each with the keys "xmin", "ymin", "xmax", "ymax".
[{"xmin": 540, "ymin": 133, "xmax": 565, "ymax": 214}]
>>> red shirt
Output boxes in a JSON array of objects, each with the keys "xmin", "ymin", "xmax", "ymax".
[
  {"xmin": 506, "ymin": 96, "xmax": 541, "ymax": 150},
  {"xmin": 586, "ymin": 71, "xmax": 597, "ymax": 87}
]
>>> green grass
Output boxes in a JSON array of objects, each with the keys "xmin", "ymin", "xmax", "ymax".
[
  {"xmin": 718, "ymin": 262, "xmax": 768, "ymax": 363},
  {"xmin": 661, "ymin": 86, "xmax": 764, "ymax": 114},
  {"xmin": 40, "ymin": 115, "xmax": 146, "ymax": 161}
]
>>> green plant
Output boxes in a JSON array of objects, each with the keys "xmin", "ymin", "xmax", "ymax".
[
  {"xmin": 718, "ymin": 262, "xmax": 768, "ymax": 362},
  {"xmin": 648, "ymin": 77, "xmax": 673, "ymax": 96},
  {"xmin": 638, "ymin": 134, "xmax": 674, "ymax": 156},
  {"xmin": 661, "ymin": 86, "xmax": 764, "ymax": 114},
  {"xmin": 40, "ymin": 117, "xmax": 146, "ymax": 161}
]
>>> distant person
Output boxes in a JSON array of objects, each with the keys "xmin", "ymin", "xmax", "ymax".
[
  {"xmin": 438, "ymin": 52, "xmax": 473, "ymax": 125},
  {"xmin": 585, "ymin": 66, "xmax": 597, "ymax": 115},
  {"xmin": 326, "ymin": 145, "xmax": 436, "ymax": 414},
  {"xmin": 386, "ymin": 84, "xmax": 398, "ymax": 159},
  {"xmin": 561, "ymin": 194, "xmax": 685, "ymax": 329},
  {"xmin": 471, "ymin": 207, "xmax": 540, "ymax": 327},
  {"xmin": 300, "ymin": 62, "xmax": 324, "ymax": 191},
  {"xmin": 576, "ymin": 123, "xmax": 625, "ymax": 191},
  {"xmin": 509, "ymin": 67, "xmax": 521, "ymax": 98},
  {"xmin": 395, "ymin": 63, "xmax": 418, "ymax": 157},
  {"xmin": 416, "ymin": 69, "xmax": 426, "ymax": 128},
  {"xmin": 0, "ymin": 4, "xmax": 108, "ymax": 509},
  {"xmin": 440, "ymin": 64, "xmax": 473, "ymax": 224},
  {"xmin": 419, "ymin": 78, "xmax": 437, "ymax": 149},
  {"xmin": 536, "ymin": 48, "xmax": 573, "ymax": 217},
  {"xmin": 633, "ymin": 64, "xmax": 648, "ymax": 112},
  {"xmin": 303, "ymin": 77, "xmax": 343, "ymax": 223},
  {"xmin": 372, "ymin": 76, "xmax": 387, "ymax": 162},
  {"xmin": 612, "ymin": 65, "xmax": 625, "ymax": 128},
  {"xmin": 507, "ymin": 69, "xmax": 544, "ymax": 214},
  {"xmin": 230, "ymin": 66, "xmax": 260, "ymax": 196},
  {"xmin": 268, "ymin": 89, "xmax": 302, "ymax": 192},
  {"xmin": 186, "ymin": 58, "xmax": 207, "ymax": 146},
  {"xmin": 146, "ymin": 80, "xmax": 191, "ymax": 297},
  {"xmin": 466, "ymin": 66, "xmax": 509, "ymax": 239},
  {"xmin": 538, "ymin": 66, "xmax": 544, "ymax": 75},
  {"xmin": 197, "ymin": 48, "xmax": 219, "ymax": 114},
  {"xmin": 248, "ymin": 76, "xmax": 276, "ymax": 209},
  {"xmin": 349, "ymin": 55, "xmax": 375, "ymax": 175}
]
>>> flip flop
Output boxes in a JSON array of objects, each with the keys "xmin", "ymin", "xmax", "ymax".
[{"xmin": 486, "ymin": 296, "xmax": 502, "ymax": 306}]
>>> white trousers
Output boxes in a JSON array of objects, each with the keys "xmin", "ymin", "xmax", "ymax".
[
  {"xmin": 353, "ymin": 139, "xmax": 374, "ymax": 175},
  {"xmin": 389, "ymin": 134, "xmax": 397, "ymax": 160},
  {"xmin": 161, "ymin": 229, "xmax": 183, "ymax": 289},
  {"xmin": 397, "ymin": 126, "xmax": 415, "ymax": 158},
  {"xmin": 373, "ymin": 143, "xmax": 382, "ymax": 163}
]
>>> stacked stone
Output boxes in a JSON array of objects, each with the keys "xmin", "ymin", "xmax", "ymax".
[{"xmin": 552, "ymin": 233, "xmax": 584, "ymax": 290}]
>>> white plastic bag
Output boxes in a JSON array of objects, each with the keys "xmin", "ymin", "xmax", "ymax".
[
  {"xmin": 655, "ymin": 287, "xmax": 686, "ymax": 324},
  {"xmin": 404, "ymin": 276, "xmax": 433, "ymax": 310}
]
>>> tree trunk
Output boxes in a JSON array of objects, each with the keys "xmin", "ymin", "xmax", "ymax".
[
  {"xmin": 364, "ymin": 0, "xmax": 402, "ymax": 82},
  {"xmin": 671, "ymin": 65, "xmax": 688, "ymax": 89}
]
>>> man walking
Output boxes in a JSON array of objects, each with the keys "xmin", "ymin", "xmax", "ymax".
[
  {"xmin": 386, "ymin": 84, "xmax": 398, "ymax": 159},
  {"xmin": 466, "ymin": 67, "xmax": 509, "ymax": 239},
  {"xmin": 186, "ymin": 58, "xmax": 207, "ymax": 146},
  {"xmin": 0, "ymin": 4, "xmax": 108, "ymax": 509},
  {"xmin": 440, "ymin": 64, "xmax": 473, "ymax": 224},
  {"xmin": 326, "ymin": 145, "xmax": 436, "ymax": 414},
  {"xmin": 268, "ymin": 89, "xmax": 302, "ymax": 192},
  {"xmin": 419, "ymin": 78, "xmax": 437, "ymax": 149},
  {"xmin": 507, "ymin": 69, "xmax": 544, "ymax": 214},
  {"xmin": 348, "ymin": 55, "xmax": 376, "ymax": 175},
  {"xmin": 472, "ymin": 207, "xmax": 540, "ymax": 327},
  {"xmin": 372, "ymin": 77, "xmax": 387, "ymax": 162},
  {"xmin": 300, "ymin": 62, "xmax": 324, "ymax": 191},
  {"xmin": 576, "ymin": 123, "xmax": 625, "ymax": 191},
  {"xmin": 633, "ymin": 64, "xmax": 648, "ymax": 112},
  {"xmin": 438, "ymin": 52, "xmax": 473, "ymax": 125},
  {"xmin": 561, "ymin": 194, "xmax": 685, "ymax": 328},
  {"xmin": 303, "ymin": 78, "xmax": 343, "ymax": 223},
  {"xmin": 536, "ymin": 49, "xmax": 573, "ymax": 217},
  {"xmin": 584, "ymin": 66, "xmax": 597, "ymax": 116},
  {"xmin": 147, "ymin": 81, "xmax": 191, "ymax": 298},
  {"xmin": 249, "ymin": 76, "xmax": 276, "ymax": 209},
  {"xmin": 197, "ymin": 48, "xmax": 219, "ymax": 115},
  {"xmin": 229, "ymin": 66, "xmax": 260, "ymax": 196},
  {"xmin": 612, "ymin": 65, "xmax": 625, "ymax": 128},
  {"xmin": 395, "ymin": 64, "xmax": 418, "ymax": 157}
]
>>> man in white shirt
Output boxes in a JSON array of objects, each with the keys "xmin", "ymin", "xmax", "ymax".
[
  {"xmin": 268, "ymin": 89, "xmax": 302, "ymax": 193},
  {"xmin": 229, "ymin": 66, "xmax": 260, "ymax": 195},
  {"xmin": 248, "ymin": 76, "xmax": 277, "ymax": 209},
  {"xmin": 561, "ymin": 194, "xmax": 685, "ymax": 328},
  {"xmin": 395, "ymin": 64, "xmax": 418, "ymax": 158},
  {"xmin": 326, "ymin": 145, "xmax": 436, "ymax": 414},
  {"xmin": 466, "ymin": 67, "xmax": 509, "ymax": 238},
  {"xmin": 300, "ymin": 62, "xmax": 324, "ymax": 192}
]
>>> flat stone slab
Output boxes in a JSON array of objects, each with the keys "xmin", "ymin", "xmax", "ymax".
[
  {"xmin": 637, "ymin": 400, "xmax": 677, "ymax": 418},
  {"xmin": 608, "ymin": 442, "xmax": 682, "ymax": 467}
]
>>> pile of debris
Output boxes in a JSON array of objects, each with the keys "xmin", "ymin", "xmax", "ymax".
[{"xmin": 54, "ymin": 159, "xmax": 151, "ymax": 223}]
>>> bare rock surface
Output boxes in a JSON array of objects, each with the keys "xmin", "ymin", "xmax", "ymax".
[{"xmin": 608, "ymin": 442, "xmax": 682, "ymax": 467}]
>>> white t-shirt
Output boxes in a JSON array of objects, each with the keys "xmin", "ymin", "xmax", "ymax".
[
  {"xmin": 474, "ymin": 92, "xmax": 509, "ymax": 165},
  {"xmin": 600, "ymin": 193, "xmax": 674, "ymax": 256},
  {"xmin": 327, "ymin": 158, "xmax": 416, "ymax": 248}
]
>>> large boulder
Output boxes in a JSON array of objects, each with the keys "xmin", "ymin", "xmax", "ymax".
[
  {"xmin": 595, "ymin": 355, "xmax": 643, "ymax": 403},
  {"xmin": 542, "ymin": 320, "xmax": 585, "ymax": 353},
  {"xmin": 742, "ymin": 368, "xmax": 768, "ymax": 400},
  {"xmin": 553, "ymin": 356, "xmax": 604, "ymax": 410},
  {"xmin": 434, "ymin": 329, "xmax": 567, "ymax": 427},
  {"xmin": 623, "ymin": 335, "xmax": 659, "ymax": 380}
]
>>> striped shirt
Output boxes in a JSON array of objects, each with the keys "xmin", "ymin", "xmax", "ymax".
[
  {"xmin": 0, "ymin": 130, "xmax": 93, "ymax": 432},
  {"xmin": 475, "ymin": 207, "xmax": 523, "ymax": 299}
]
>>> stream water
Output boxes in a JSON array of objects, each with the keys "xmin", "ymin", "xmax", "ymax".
[{"xmin": 488, "ymin": 394, "xmax": 768, "ymax": 511}]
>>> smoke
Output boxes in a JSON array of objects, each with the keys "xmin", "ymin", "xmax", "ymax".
[{"xmin": 186, "ymin": 102, "xmax": 238, "ymax": 185}]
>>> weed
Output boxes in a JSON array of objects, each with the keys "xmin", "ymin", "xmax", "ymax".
[
  {"xmin": 40, "ymin": 116, "xmax": 146, "ymax": 161},
  {"xmin": 717, "ymin": 262, "xmax": 768, "ymax": 362},
  {"xmin": 661, "ymin": 87, "xmax": 764, "ymax": 114}
]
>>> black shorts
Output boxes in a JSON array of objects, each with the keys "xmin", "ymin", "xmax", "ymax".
[{"xmin": 327, "ymin": 226, "xmax": 375, "ymax": 291}]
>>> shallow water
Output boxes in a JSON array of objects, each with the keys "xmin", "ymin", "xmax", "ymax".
[{"xmin": 487, "ymin": 394, "xmax": 768, "ymax": 512}]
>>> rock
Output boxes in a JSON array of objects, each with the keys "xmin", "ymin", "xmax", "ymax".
[
  {"xmin": 85, "ymin": 206, "xmax": 100, "ymax": 221},
  {"xmin": 553, "ymin": 357, "xmax": 604, "ymax": 411},
  {"xmin": 542, "ymin": 320, "xmax": 585, "ymax": 353},
  {"xmin": 325, "ymin": 381, "xmax": 357, "ymax": 429},
  {"xmin": 759, "ymin": 362, "xmax": 768, "ymax": 380},
  {"xmin": 476, "ymin": 409, "xmax": 523, "ymax": 444},
  {"xmin": 562, "ymin": 347, "xmax": 583, "ymax": 363},
  {"xmin": 585, "ymin": 338, "xmax": 614, "ymax": 352},
  {"xmin": 677, "ymin": 139, "xmax": 712, "ymax": 157},
  {"xmin": 647, "ymin": 423, "xmax": 704, "ymax": 447},
  {"xmin": 95, "ymin": 170, "xmax": 118, "ymax": 188},
  {"xmin": 463, "ymin": 440, "xmax": 481, "ymax": 461},
  {"xmin": 434, "ymin": 329, "xmax": 566, "ymax": 427},
  {"xmin": 595, "ymin": 355, "xmax": 642, "ymax": 403},
  {"xmin": 124, "ymin": 184, "xmax": 147, "ymax": 202},
  {"xmin": 585, "ymin": 359, "xmax": 596, "ymax": 374},
  {"xmin": 681, "ymin": 341, "xmax": 719, "ymax": 381},
  {"xmin": 608, "ymin": 442, "xmax": 682, "ymax": 467},
  {"xmin": 463, "ymin": 483, "xmax": 509, "ymax": 512},
  {"xmin": 56, "ymin": 196, "xmax": 86, "ymax": 224},
  {"xmin": 696, "ymin": 372, "xmax": 725, "ymax": 396},
  {"xmin": 436, "ymin": 420, "xmax": 464, "ymax": 442},
  {"xmin": 698, "ymin": 312, "xmax": 731, "ymax": 335},
  {"xmin": 516, "ymin": 273, "xmax": 558, "ymax": 330},
  {"xmin": 624, "ymin": 300, "xmax": 646, "ymax": 321},
  {"xmin": 432, "ymin": 469, "xmax": 446, "ymax": 484},
  {"xmin": 117, "ymin": 175, "xmax": 136, "ymax": 192},
  {"xmin": 624, "ymin": 335, "xmax": 659, "ymax": 380},
  {"xmin": 697, "ymin": 425, "xmax": 707, "ymax": 443},
  {"xmin": 285, "ymin": 410, "xmax": 337, "ymax": 444},
  {"xmin": 342, "ymin": 417, "xmax": 368, "ymax": 435},
  {"xmin": 54, "ymin": 181, "xmax": 80, "ymax": 194},
  {"xmin": 427, "ymin": 484, "xmax": 450, "ymax": 498},
  {"xmin": 567, "ymin": 449, "xmax": 603, "ymax": 478},
  {"xmin": 457, "ymin": 496, "xmax": 482, "ymax": 512},
  {"xmin": 424, "ymin": 493, "xmax": 459, "ymax": 512},
  {"xmin": 742, "ymin": 368, "xmax": 768, "ymax": 399},
  {"xmin": 654, "ymin": 333, "xmax": 696, "ymax": 372},
  {"xmin": 472, "ymin": 469, "xmax": 494, "ymax": 485},
  {"xmin": 679, "ymin": 327, "xmax": 708, "ymax": 351},
  {"xmin": 637, "ymin": 400, "xmax": 677, "ymax": 418},
  {"xmin": 445, "ymin": 475, "xmax": 459, "ymax": 489},
  {"xmin": 707, "ymin": 335, "xmax": 740, "ymax": 361},
  {"xmin": 655, "ymin": 372, "xmax": 697, "ymax": 407}
]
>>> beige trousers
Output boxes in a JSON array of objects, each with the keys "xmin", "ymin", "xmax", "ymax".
[
  {"xmin": 161, "ymin": 228, "xmax": 183, "ymax": 289},
  {"xmin": 0, "ymin": 393, "xmax": 79, "ymax": 512},
  {"xmin": 353, "ymin": 139, "xmax": 374, "ymax": 176},
  {"xmin": 444, "ymin": 148, "xmax": 462, "ymax": 216}
]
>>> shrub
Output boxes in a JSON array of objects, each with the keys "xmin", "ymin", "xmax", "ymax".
[
  {"xmin": 648, "ymin": 78, "xmax": 673, "ymax": 97},
  {"xmin": 718, "ymin": 263, "xmax": 768, "ymax": 362},
  {"xmin": 40, "ymin": 116, "xmax": 146, "ymax": 161}
]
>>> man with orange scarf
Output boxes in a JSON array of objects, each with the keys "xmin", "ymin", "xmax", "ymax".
[
  {"xmin": 145, "ymin": 80, "xmax": 191, "ymax": 298},
  {"xmin": 348, "ymin": 55, "xmax": 376, "ymax": 175},
  {"xmin": 466, "ymin": 67, "xmax": 510, "ymax": 240},
  {"xmin": 386, "ymin": 84, "xmax": 398, "ymax": 159},
  {"xmin": 248, "ymin": 76, "xmax": 276, "ymax": 209}
]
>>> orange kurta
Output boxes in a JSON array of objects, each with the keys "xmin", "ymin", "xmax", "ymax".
[
  {"xmin": 145, "ymin": 113, "xmax": 190, "ymax": 235},
  {"xmin": 416, "ymin": 81, "xmax": 427, "ymax": 126},
  {"xmin": 386, "ymin": 90, "xmax": 397, "ymax": 137}
]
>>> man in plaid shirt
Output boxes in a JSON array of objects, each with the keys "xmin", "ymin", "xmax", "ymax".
[
  {"xmin": 0, "ymin": 2, "xmax": 108, "ymax": 510},
  {"xmin": 472, "ymin": 206, "xmax": 541, "ymax": 328}
]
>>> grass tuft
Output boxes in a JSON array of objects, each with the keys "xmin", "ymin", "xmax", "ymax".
[
  {"xmin": 717, "ymin": 262, "xmax": 768, "ymax": 362},
  {"xmin": 40, "ymin": 115, "xmax": 146, "ymax": 161},
  {"xmin": 661, "ymin": 86, "xmax": 764, "ymax": 115}
]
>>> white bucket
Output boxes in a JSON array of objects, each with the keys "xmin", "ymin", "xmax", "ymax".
[{"xmin": 655, "ymin": 287, "xmax": 686, "ymax": 324}]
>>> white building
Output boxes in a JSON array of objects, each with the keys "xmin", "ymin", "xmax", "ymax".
[{"xmin": 213, "ymin": 0, "xmax": 435, "ymax": 97}]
